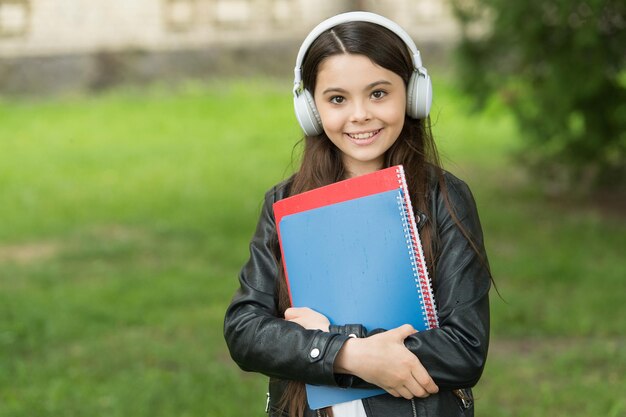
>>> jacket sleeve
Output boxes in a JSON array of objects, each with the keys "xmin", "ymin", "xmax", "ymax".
[
  {"xmin": 223, "ymin": 185, "xmax": 350, "ymax": 386},
  {"xmin": 401, "ymin": 175, "xmax": 491, "ymax": 389}
]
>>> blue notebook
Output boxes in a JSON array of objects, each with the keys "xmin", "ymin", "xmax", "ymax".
[{"xmin": 273, "ymin": 166, "xmax": 438, "ymax": 409}]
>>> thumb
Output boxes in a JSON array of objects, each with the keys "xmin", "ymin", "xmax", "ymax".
[
  {"xmin": 284, "ymin": 307, "xmax": 297, "ymax": 320},
  {"xmin": 393, "ymin": 324, "xmax": 418, "ymax": 339}
]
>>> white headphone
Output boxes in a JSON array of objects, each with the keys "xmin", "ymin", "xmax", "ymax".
[{"xmin": 293, "ymin": 11, "xmax": 433, "ymax": 136}]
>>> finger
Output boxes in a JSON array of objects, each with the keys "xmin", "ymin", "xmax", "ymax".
[
  {"xmin": 394, "ymin": 386, "xmax": 415, "ymax": 400},
  {"xmin": 412, "ymin": 371, "xmax": 439, "ymax": 395},
  {"xmin": 283, "ymin": 307, "xmax": 296, "ymax": 320},
  {"xmin": 403, "ymin": 378, "xmax": 428, "ymax": 399},
  {"xmin": 425, "ymin": 379, "xmax": 439, "ymax": 395},
  {"xmin": 284, "ymin": 307, "xmax": 307, "ymax": 320},
  {"xmin": 392, "ymin": 324, "xmax": 417, "ymax": 339},
  {"xmin": 385, "ymin": 388, "xmax": 401, "ymax": 398}
]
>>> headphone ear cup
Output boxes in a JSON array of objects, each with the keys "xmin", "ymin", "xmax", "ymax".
[
  {"xmin": 294, "ymin": 89, "xmax": 323, "ymax": 136},
  {"xmin": 406, "ymin": 70, "xmax": 432, "ymax": 119}
]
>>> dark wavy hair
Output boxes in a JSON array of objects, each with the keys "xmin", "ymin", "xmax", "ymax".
[{"xmin": 273, "ymin": 20, "xmax": 446, "ymax": 417}]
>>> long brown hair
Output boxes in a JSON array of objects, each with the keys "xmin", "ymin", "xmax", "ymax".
[{"xmin": 274, "ymin": 21, "xmax": 472, "ymax": 417}]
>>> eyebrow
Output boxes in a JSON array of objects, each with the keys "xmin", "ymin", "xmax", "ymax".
[{"xmin": 321, "ymin": 80, "xmax": 393, "ymax": 95}]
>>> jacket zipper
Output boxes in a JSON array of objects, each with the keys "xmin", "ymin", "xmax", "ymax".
[
  {"xmin": 265, "ymin": 392, "xmax": 270, "ymax": 413},
  {"xmin": 453, "ymin": 388, "xmax": 473, "ymax": 409}
]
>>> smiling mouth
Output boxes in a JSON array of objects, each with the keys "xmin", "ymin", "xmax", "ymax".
[{"xmin": 346, "ymin": 129, "xmax": 382, "ymax": 140}]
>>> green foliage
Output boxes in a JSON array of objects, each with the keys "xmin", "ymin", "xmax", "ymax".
[{"xmin": 451, "ymin": 0, "xmax": 626, "ymax": 192}]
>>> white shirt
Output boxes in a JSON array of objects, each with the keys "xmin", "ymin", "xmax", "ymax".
[{"xmin": 331, "ymin": 399, "xmax": 367, "ymax": 417}]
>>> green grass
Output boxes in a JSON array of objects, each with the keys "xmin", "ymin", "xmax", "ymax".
[{"xmin": 0, "ymin": 78, "xmax": 624, "ymax": 416}]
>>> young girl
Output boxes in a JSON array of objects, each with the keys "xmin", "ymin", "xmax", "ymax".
[{"xmin": 224, "ymin": 11, "xmax": 491, "ymax": 417}]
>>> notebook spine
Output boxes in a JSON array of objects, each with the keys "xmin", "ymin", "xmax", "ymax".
[{"xmin": 395, "ymin": 166, "xmax": 439, "ymax": 329}]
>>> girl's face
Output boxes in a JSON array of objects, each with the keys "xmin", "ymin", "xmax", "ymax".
[{"xmin": 313, "ymin": 53, "xmax": 406, "ymax": 177}]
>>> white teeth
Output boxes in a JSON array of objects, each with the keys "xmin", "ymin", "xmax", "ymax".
[{"xmin": 348, "ymin": 130, "xmax": 378, "ymax": 140}]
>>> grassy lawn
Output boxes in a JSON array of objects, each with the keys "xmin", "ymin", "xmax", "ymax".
[{"xmin": 0, "ymin": 78, "xmax": 624, "ymax": 416}]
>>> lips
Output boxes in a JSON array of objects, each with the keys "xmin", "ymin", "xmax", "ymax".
[{"xmin": 345, "ymin": 128, "xmax": 382, "ymax": 145}]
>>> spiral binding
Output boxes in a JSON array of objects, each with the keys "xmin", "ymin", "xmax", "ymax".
[{"xmin": 395, "ymin": 166, "xmax": 439, "ymax": 329}]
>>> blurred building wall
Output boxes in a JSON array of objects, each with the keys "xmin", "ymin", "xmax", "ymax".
[{"xmin": 0, "ymin": 0, "xmax": 460, "ymax": 94}]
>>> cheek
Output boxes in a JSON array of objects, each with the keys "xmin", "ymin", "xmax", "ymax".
[
  {"xmin": 317, "ymin": 106, "xmax": 344, "ymax": 131},
  {"xmin": 382, "ymin": 101, "xmax": 407, "ymax": 126}
]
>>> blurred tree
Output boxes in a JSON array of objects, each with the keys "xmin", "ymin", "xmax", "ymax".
[{"xmin": 451, "ymin": 0, "xmax": 625, "ymax": 194}]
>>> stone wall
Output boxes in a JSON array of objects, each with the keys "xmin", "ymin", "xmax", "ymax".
[{"xmin": 0, "ymin": 0, "xmax": 460, "ymax": 94}]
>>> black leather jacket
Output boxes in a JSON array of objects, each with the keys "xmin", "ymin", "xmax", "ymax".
[{"xmin": 224, "ymin": 171, "xmax": 491, "ymax": 417}]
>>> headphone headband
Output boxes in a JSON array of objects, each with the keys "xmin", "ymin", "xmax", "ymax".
[{"xmin": 293, "ymin": 11, "xmax": 423, "ymax": 96}]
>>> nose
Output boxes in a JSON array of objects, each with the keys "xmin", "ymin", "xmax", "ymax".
[{"xmin": 349, "ymin": 99, "xmax": 371, "ymax": 123}]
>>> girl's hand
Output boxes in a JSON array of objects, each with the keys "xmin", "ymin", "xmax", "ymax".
[
  {"xmin": 284, "ymin": 307, "xmax": 330, "ymax": 332},
  {"xmin": 334, "ymin": 324, "xmax": 439, "ymax": 399}
]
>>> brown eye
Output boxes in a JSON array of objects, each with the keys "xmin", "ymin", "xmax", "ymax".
[{"xmin": 371, "ymin": 90, "xmax": 387, "ymax": 99}]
